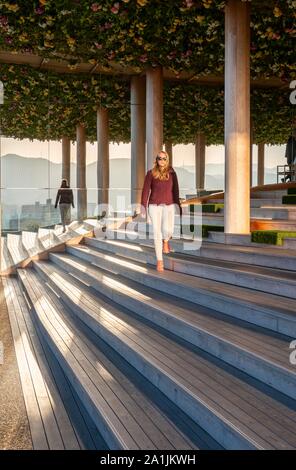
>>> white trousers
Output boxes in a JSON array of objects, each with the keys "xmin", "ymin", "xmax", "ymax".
[{"xmin": 148, "ymin": 204, "xmax": 175, "ymax": 261}]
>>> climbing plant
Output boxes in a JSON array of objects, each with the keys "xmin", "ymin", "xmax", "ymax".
[
  {"xmin": 0, "ymin": 1, "xmax": 294, "ymax": 79},
  {"xmin": 0, "ymin": 63, "xmax": 293, "ymax": 144}
]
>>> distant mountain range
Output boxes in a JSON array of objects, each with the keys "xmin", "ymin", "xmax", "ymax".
[
  {"xmin": 179, "ymin": 165, "xmax": 278, "ymax": 195},
  {"xmin": 1, "ymin": 154, "xmax": 278, "ymax": 206}
]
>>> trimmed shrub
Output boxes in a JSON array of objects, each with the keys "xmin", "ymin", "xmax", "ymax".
[
  {"xmin": 201, "ymin": 203, "xmax": 224, "ymax": 213},
  {"xmin": 251, "ymin": 230, "xmax": 296, "ymax": 246},
  {"xmin": 202, "ymin": 225, "xmax": 224, "ymax": 238},
  {"xmin": 287, "ymin": 188, "xmax": 296, "ymax": 195},
  {"xmin": 182, "ymin": 223, "xmax": 224, "ymax": 237},
  {"xmin": 189, "ymin": 203, "xmax": 224, "ymax": 213},
  {"xmin": 282, "ymin": 195, "xmax": 296, "ymax": 204}
]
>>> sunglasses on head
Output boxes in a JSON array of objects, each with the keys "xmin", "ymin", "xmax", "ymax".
[{"xmin": 156, "ymin": 156, "xmax": 167, "ymax": 161}]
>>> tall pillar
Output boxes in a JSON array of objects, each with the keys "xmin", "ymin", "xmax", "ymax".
[
  {"xmin": 97, "ymin": 108, "xmax": 109, "ymax": 215},
  {"xmin": 76, "ymin": 124, "xmax": 87, "ymax": 221},
  {"xmin": 165, "ymin": 141, "xmax": 173, "ymax": 166},
  {"xmin": 225, "ymin": 0, "xmax": 250, "ymax": 234},
  {"xmin": 62, "ymin": 136, "xmax": 71, "ymax": 183},
  {"xmin": 131, "ymin": 76, "xmax": 146, "ymax": 209},
  {"xmin": 195, "ymin": 132, "xmax": 206, "ymax": 191},
  {"xmin": 146, "ymin": 66, "xmax": 163, "ymax": 170},
  {"xmin": 257, "ymin": 142, "xmax": 265, "ymax": 186}
]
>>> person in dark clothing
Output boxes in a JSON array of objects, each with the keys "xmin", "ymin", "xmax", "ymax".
[
  {"xmin": 54, "ymin": 179, "xmax": 74, "ymax": 232},
  {"xmin": 141, "ymin": 150, "xmax": 181, "ymax": 273},
  {"xmin": 282, "ymin": 129, "xmax": 296, "ymax": 182}
]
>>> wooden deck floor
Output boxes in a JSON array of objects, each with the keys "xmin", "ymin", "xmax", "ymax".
[
  {"xmin": 3, "ymin": 272, "xmax": 214, "ymax": 450},
  {"xmin": 3, "ymin": 277, "xmax": 107, "ymax": 450},
  {"xmin": 0, "ymin": 278, "xmax": 32, "ymax": 449},
  {"xmin": 20, "ymin": 263, "xmax": 296, "ymax": 450}
]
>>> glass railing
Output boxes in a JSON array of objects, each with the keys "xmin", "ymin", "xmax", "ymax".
[
  {"xmin": 0, "ymin": 184, "xmax": 203, "ymax": 271},
  {"xmin": 0, "ymin": 186, "xmax": 125, "ymax": 271}
]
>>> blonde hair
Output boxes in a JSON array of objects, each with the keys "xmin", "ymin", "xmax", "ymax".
[{"xmin": 151, "ymin": 150, "xmax": 170, "ymax": 181}]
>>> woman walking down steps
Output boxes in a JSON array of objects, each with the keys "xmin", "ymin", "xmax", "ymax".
[
  {"xmin": 141, "ymin": 150, "xmax": 182, "ymax": 272},
  {"xmin": 55, "ymin": 179, "xmax": 74, "ymax": 233}
]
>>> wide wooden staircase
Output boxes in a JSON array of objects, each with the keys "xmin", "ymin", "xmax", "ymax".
[
  {"xmin": 183, "ymin": 182, "xmax": 296, "ymax": 233},
  {"xmin": 3, "ymin": 205, "xmax": 296, "ymax": 449}
]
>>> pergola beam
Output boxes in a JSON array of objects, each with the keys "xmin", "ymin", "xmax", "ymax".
[{"xmin": 0, "ymin": 51, "xmax": 287, "ymax": 89}]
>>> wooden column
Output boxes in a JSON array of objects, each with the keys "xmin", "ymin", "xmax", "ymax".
[
  {"xmin": 225, "ymin": 0, "xmax": 250, "ymax": 234},
  {"xmin": 62, "ymin": 136, "xmax": 71, "ymax": 183},
  {"xmin": 131, "ymin": 76, "xmax": 146, "ymax": 209},
  {"xmin": 195, "ymin": 132, "xmax": 206, "ymax": 191},
  {"xmin": 165, "ymin": 141, "xmax": 173, "ymax": 166},
  {"xmin": 76, "ymin": 124, "xmax": 87, "ymax": 222},
  {"xmin": 97, "ymin": 108, "xmax": 109, "ymax": 216},
  {"xmin": 146, "ymin": 66, "xmax": 163, "ymax": 170},
  {"xmin": 257, "ymin": 142, "xmax": 265, "ymax": 186}
]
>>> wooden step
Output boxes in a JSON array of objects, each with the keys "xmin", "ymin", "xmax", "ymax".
[
  {"xmin": 17, "ymin": 268, "xmax": 199, "ymax": 450},
  {"xmin": 45, "ymin": 253, "xmax": 296, "ymax": 400},
  {"xmin": 251, "ymin": 207, "xmax": 296, "ymax": 220},
  {"xmin": 170, "ymin": 239, "xmax": 296, "ymax": 270},
  {"xmin": 22, "ymin": 231, "xmax": 45, "ymax": 257},
  {"xmin": 112, "ymin": 221, "xmax": 296, "ymax": 250},
  {"xmin": 2, "ymin": 276, "xmax": 104, "ymax": 449},
  {"xmin": 1, "ymin": 237, "xmax": 14, "ymax": 273},
  {"xmin": 83, "ymin": 237, "xmax": 296, "ymax": 300},
  {"xmin": 7, "ymin": 233, "xmax": 29, "ymax": 265},
  {"xmin": 251, "ymin": 190, "xmax": 288, "ymax": 199},
  {"xmin": 125, "ymin": 237, "xmax": 296, "ymax": 271},
  {"xmin": 66, "ymin": 244, "xmax": 296, "ymax": 338},
  {"xmin": 26, "ymin": 262, "xmax": 296, "ymax": 449},
  {"xmin": 38, "ymin": 228, "xmax": 60, "ymax": 250},
  {"xmin": 250, "ymin": 219, "xmax": 296, "ymax": 231},
  {"xmin": 200, "ymin": 230, "xmax": 296, "ymax": 250}
]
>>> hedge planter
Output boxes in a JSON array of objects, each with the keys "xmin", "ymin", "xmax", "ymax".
[
  {"xmin": 282, "ymin": 195, "xmax": 296, "ymax": 204},
  {"xmin": 202, "ymin": 204, "xmax": 224, "ymax": 213},
  {"xmin": 183, "ymin": 223, "xmax": 224, "ymax": 238},
  {"xmin": 251, "ymin": 230, "xmax": 296, "ymax": 246},
  {"xmin": 189, "ymin": 204, "xmax": 224, "ymax": 214},
  {"xmin": 201, "ymin": 225, "xmax": 224, "ymax": 238}
]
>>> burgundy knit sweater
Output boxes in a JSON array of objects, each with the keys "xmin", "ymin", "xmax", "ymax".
[{"xmin": 141, "ymin": 167, "xmax": 181, "ymax": 213}]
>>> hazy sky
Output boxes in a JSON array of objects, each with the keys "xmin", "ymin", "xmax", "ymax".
[{"xmin": 0, "ymin": 136, "xmax": 287, "ymax": 168}]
